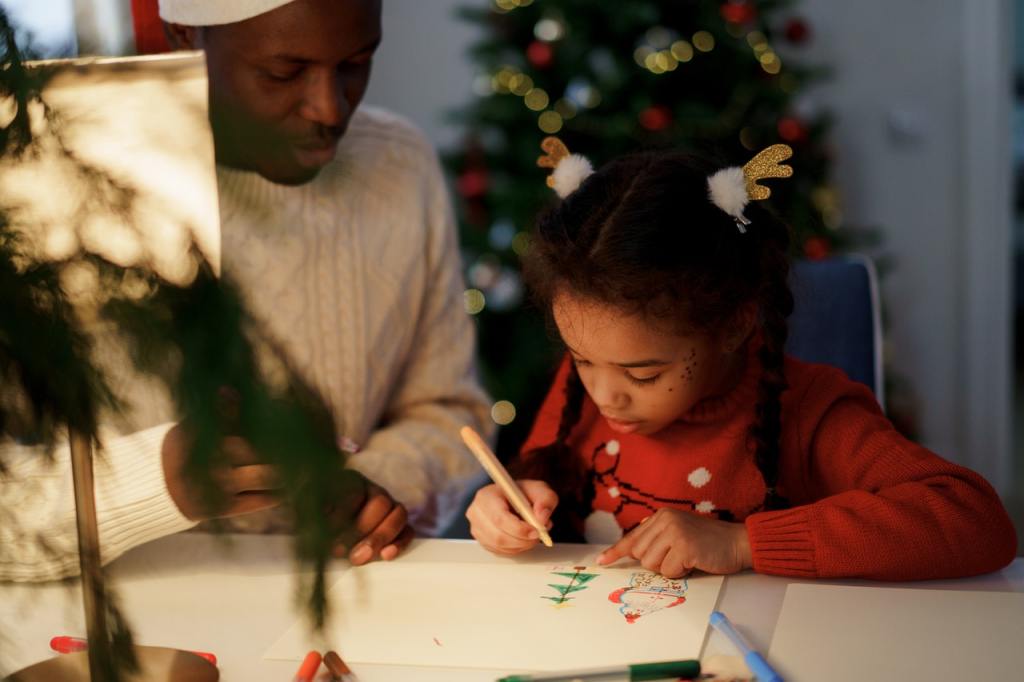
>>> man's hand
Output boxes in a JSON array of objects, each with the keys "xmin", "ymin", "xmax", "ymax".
[
  {"xmin": 333, "ymin": 480, "xmax": 414, "ymax": 565},
  {"xmin": 597, "ymin": 508, "xmax": 752, "ymax": 578},
  {"xmin": 162, "ymin": 423, "xmax": 280, "ymax": 522},
  {"xmin": 465, "ymin": 480, "xmax": 557, "ymax": 556}
]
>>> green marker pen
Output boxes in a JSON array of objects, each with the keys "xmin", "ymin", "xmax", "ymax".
[{"xmin": 498, "ymin": 658, "xmax": 701, "ymax": 682}]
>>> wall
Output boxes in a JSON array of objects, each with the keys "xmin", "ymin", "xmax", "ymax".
[{"xmin": 363, "ymin": 0, "xmax": 480, "ymax": 149}]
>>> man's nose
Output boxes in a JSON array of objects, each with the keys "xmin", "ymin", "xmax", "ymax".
[{"xmin": 299, "ymin": 69, "xmax": 349, "ymax": 129}]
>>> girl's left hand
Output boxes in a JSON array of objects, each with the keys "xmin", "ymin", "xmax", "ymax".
[{"xmin": 595, "ymin": 508, "xmax": 752, "ymax": 577}]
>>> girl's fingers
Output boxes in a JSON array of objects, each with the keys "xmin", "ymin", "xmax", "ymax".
[
  {"xmin": 640, "ymin": 541, "xmax": 671, "ymax": 574},
  {"xmin": 518, "ymin": 480, "xmax": 559, "ymax": 522},
  {"xmin": 598, "ymin": 527, "xmax": 638, "ymax": 565},
  {"xmin": 476, "ymin": 486, "xmax": 538, "ymax": 540},
  {"xmin": 660, "ymin": 548, "xmax": 694, "ymax": 579}
]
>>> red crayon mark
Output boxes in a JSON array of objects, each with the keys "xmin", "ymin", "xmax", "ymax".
[
  {"xmin": 433, "ymin": 637, "xmax": 443, "ymax": 647},
  {"xmin": 50, "ymin": 636, "xmax": 216, "ymax": 665}
]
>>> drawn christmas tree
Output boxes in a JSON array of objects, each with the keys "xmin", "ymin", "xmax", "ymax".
[{"xmin": 542, "ymin": 566, "xmax": 600, "ymax": 608}]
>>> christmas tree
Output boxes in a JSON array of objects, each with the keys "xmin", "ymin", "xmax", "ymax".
[{"xmin": 446, "ymin": 0, "xmax": 885, "ymax": 457}]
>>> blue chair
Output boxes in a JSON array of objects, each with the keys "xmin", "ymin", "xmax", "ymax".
[{"xmin": 786, "ymin": 255, "xmax": 885, "ymax": 409}]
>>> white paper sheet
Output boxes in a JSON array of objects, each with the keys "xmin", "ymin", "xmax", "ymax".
[
  {"xmin": 768, "ymin": 584, "xmax": 1024, "ymax": 681},
  {"xmin": 264, "ymin": 560, "xmax": 723, "ymax": 672}
]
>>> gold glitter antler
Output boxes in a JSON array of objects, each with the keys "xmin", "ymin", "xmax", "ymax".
[
  {"xmin": 743, "ymin": 144, "xmax": 794, "ymax": 200},
  {"xmin": 537, "ymin": 136, "xmax": 570, "ymax": 189}
]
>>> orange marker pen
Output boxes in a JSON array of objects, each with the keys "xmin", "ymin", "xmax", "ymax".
[{"xmin": 294, "ymin": 650, "xmax": 323, "ymax": 682}]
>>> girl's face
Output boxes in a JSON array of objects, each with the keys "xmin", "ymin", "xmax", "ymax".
[{"xmin": 552, "ymin": 291, "xmax": 745, "ymax": 437}]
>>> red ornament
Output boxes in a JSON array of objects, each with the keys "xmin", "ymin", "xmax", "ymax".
[
  {"xmin": 639, "ymin": 106, "xmax": 673, "ymax": 132},
  {"xmin": 720, "ymin": 1, "xmax": 757, "ymax": 25},
  {"xmin": 803, "ymin": 236, "xmax": 831, "ymax": 261},
  {"xmin": 785, "ymin": 17, "xmax": 811, "ymax": 44},
  {"xmin": 526, "ymin": 40, "xmax": 554, "ymax": 69},
  {"xmin": 457, "ymin": 169, "xmax": 489, "ymax": 199},
  {"xmin": 777, "ymin": 116, "xmax": 808, "ymax": 143}
]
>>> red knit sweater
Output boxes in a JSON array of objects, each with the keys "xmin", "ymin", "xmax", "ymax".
[{"xmin": 521, "ymin": 353, "xmax": 1017, "ymax": 580}]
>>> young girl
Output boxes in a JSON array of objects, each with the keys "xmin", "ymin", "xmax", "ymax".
[{"xmin": 466, "ymin": 139, "xmax": 1017, "ymax": 581}]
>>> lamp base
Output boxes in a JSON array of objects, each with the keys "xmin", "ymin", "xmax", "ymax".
[{"xmin": 7, "ymin": 645, "xmax": 219, "ymax": 681}]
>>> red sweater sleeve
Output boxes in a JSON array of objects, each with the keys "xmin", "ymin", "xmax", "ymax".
[{"xmin": 746, "ymin": 366, "xmax": 1017, "ymax": 580}]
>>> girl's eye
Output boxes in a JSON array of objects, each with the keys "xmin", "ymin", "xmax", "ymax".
[
  {"xmin": 626, "ymin": 372, "xmax": 661, "ymax": 387},
  {"xmin": 571, "ymin": 357, "xmax": 591, "ymax": 368}
]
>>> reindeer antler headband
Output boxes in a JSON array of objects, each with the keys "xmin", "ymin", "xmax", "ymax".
[
  {"xmin": 707, "ymin": 143, "xmax": 794, "ymax": 232},
  {"xmin": 538, "ymin": 138, "xmax": 794, "ymax": 233}
]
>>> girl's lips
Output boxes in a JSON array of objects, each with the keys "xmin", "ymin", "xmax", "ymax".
[{"xmin": 604, "ymin": 416, "xmax": 642, "ymax": 434}]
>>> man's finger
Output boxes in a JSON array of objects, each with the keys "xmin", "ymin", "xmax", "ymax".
[
  {"xmin": 350, "ymin": 504, "xmax": 407, "ymax": 565},
  {"xmin": 380, "ymin": 525, "xmax": 415, "ymax": 561},
  {"xmin": 225, "ymin": 492, "xmax": 278, "ymax": 517},
  {"xmin": 221, "ymin": 436, "xmax": 262, "ymax": 466},
  {"xmin": 222, "ymin": 464, "xmax": 279, "ymax": 494},
  {"xmin": 353, "ymin": 489, "xmax": 396, "ymax": 536}
]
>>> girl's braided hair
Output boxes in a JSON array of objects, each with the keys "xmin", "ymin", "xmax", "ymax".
[{"xmin": 512, "ymin": 149, "xmax": 794, "ymax": 534}]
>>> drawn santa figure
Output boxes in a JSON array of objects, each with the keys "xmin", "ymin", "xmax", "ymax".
[{"xmin": 607, "ymin": 572, "xmax": 687, "ymax": 623}]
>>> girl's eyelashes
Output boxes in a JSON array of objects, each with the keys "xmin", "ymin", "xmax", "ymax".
[
  {"xmin": 626, "ymin": 372, "xmax": 662, "ymax": 387},
  {"xmin": 572, "ymin": 357, "xmax": 661, "ymax": 386}
]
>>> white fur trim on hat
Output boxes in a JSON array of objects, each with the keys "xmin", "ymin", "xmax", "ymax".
[
  {"xmin": 551, "ymin": 154, "xmax": 594, "ymax": 198},
  {"xmin": 159, "ymin": 0, "xmax": 297, "ymax": 26},
  {"xmin": 707, "ymin": 166, "xmax": 749, "ymax": 222}
]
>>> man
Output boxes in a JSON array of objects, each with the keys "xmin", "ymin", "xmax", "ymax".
[{"xmin": 0, "ymin": 0, "xmax": 492, "ymax": 580}]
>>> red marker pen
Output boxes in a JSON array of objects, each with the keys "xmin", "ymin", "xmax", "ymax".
[{"xmin": 50, "ymin": 636, "xmax": 217, "ymax": 666}]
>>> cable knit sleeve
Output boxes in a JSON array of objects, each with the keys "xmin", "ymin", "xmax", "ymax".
[
  {"xmin": 745, "ymin": 366, "xmax": 1017, "ymax": 580},
  {"xmin": 346, "ymin": 146, "xmax": 493, "ymax": 536},
  {"xmin": 0, "ymin": 423, "xmax": 196, "ymax": 582}
]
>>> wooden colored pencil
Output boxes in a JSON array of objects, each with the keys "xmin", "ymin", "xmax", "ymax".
[{"xmin": 459, "ymin": 426, "xmax": 554, "ymax": 547}]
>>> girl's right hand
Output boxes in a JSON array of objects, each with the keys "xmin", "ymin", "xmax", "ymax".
[{"xmin": 466, "ymin": 480, "xmax": 558, "ymax": 555}]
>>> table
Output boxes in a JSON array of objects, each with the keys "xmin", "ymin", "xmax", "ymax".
[{"xmin": 1, "ymin": 535, "xmax": 1021, "ymax": 680}]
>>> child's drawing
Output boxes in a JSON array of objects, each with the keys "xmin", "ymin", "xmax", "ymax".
[
  {"xmin": 542, "ymin": 565, "xmax": 600, "ymax": 607},
  {"xmin": 608, "ymin": 572, "xmax": 687, "ymax": 623}
]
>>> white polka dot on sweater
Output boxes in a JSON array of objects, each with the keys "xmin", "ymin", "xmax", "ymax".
[
  {"xmin": 688, "ymin": 466, "xmax": 712, "ymax": 488},
  {"xmin": 696, "ymin": 500, "xmax": 715, "ymax": 513},
  {"xmin": 606, "ymin": 440, "xmax": 620, "ymax": 455},
  {"xmin": 608, "ymin": 486, "xmax": 621, "ymax": 498}
]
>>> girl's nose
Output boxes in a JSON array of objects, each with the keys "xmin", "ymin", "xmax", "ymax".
[{"xmin": 591, "ymin": 374, "xmax": 630, "ymax": 411}]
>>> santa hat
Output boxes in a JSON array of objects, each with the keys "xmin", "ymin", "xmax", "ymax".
[{"xmin": 158, "ymin": 0, "xmax": 297, "ymax": 26}]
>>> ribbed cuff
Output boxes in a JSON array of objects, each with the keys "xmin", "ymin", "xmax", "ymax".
[
  {"xmin": 745, "ymin": 506, "xmax": 818, "ymax": 577},
  {"xmin": 93, "ymin": 423, "xmax": 197, "ymax": 565}
]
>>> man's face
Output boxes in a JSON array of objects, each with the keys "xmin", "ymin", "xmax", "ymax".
[{"xmin": 182, "ymin": 0, "xmax": 382, "ymax": 185}]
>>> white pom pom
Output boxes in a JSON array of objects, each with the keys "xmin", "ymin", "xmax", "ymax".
[
  {"xmin": 707, "ymin": 167, "xmax": 749, "ymax": 221},
  {"xmin": 551, "ymin": 154, "xmax": 594, "ymax": 198}
]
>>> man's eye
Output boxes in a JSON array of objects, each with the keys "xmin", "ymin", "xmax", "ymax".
[{"xmin": 265, "ymin": 69, "xmax": 300, "ymax": 82}]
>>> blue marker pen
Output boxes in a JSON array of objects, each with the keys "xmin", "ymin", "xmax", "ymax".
[{"xmin": 709, "ymin": 611, "xmax": 783, "ymax": 682}]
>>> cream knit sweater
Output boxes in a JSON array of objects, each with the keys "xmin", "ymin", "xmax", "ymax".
[{"xmin": 0, "ymin": 107, "xmax": 492, "ymax": 581}]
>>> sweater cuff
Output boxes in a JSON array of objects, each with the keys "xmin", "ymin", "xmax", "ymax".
[
  {"xmin": 745, "ymin": 506, "xmax": 818, "ymax": 577},
  {"xmin": 93, "ymin": 423, "xmax": 197, "ymax": 565}
]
